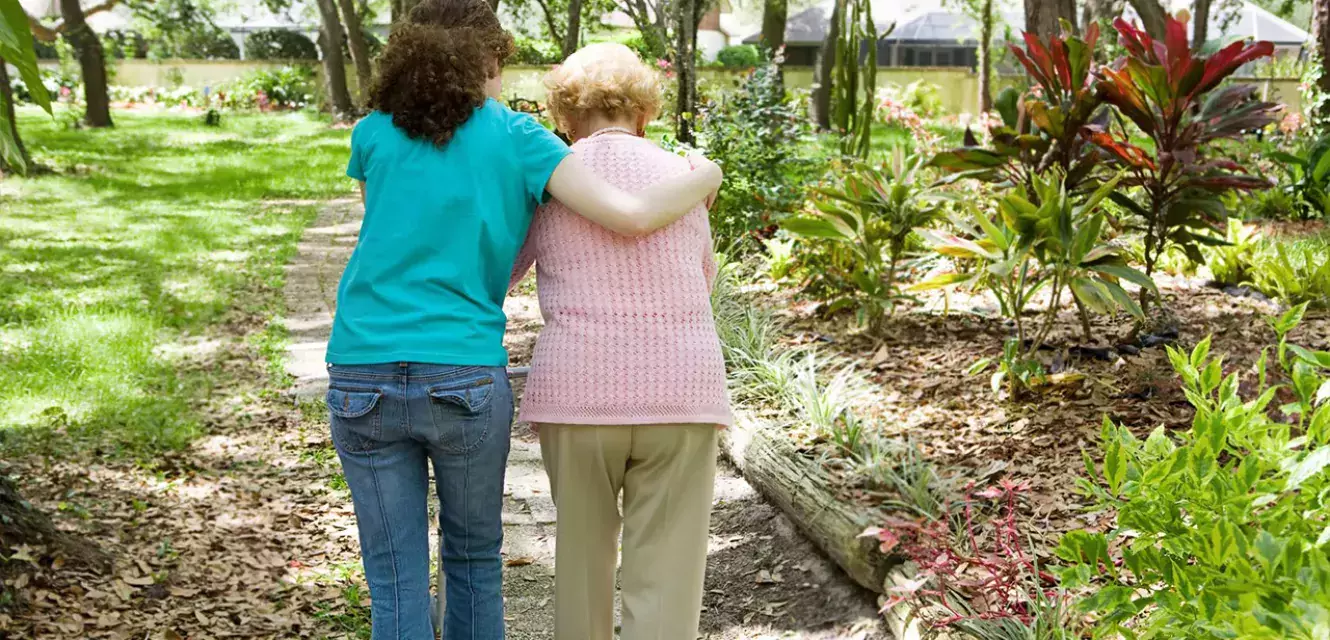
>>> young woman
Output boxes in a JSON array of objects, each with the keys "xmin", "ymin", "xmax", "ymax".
[
  {"xmin": 509, "ymin": 43, "xmax": 732, "ymax": 640},
  {"xmin": 324, "ymin": 3, "xmax": 722, "ymax": 639}
]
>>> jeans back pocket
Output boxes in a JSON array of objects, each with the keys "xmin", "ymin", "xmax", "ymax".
[
  {"xmin": 428, "ymin": 373, "xmax": 499, "ymax": 454},
  {"xmin": 327, "ymin": 386, "xmax": 384, "ymax": 453}
]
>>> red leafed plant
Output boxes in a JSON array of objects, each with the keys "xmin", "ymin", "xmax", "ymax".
[
  {"xmin": 1092, "ymin": 15, "xmax": 1279, "ymax": 312},
  {"xmin": 930, "ymin": 21, "xmax": 1106, "ymax": 198},
  {"xmin": 864, "ymin": 480, "xmax": 1082, "ymax": 636}
]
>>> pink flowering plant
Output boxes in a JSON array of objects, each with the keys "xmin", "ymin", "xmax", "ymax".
[{"xmin": 865, "ymin": 480, "xmax": 1084, "ymax": 636}]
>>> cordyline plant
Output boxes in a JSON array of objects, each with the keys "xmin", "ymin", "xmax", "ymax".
[
  {"xmin": 930, "ymin": 21, "xmax": 1107, "ymax": 199},
  {"xmin": 864, "ymin": 480, "xmax": 1084, "ymax": 638},
  {"xmin": 1091, "ymin": 16, "xmax": 1279, "ymax": 313}
]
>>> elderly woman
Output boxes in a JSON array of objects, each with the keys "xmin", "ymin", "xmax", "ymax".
[{"xmin": 509, "ymin": 42, "xmax": 732, "ymax": 640}]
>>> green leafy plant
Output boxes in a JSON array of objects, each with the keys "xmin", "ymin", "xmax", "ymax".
[
  {"xmin": 875, "ymin": 80, "xmax": 943, "ymax": 119},
  {"xmin": 759, "ymin": 236, "xmax": 796, "ymax": 282},
  {"xmin": 1057, "ymin": 306, "xmax": 1330, "ymax": 639},
  {"xmin": 714, "ymin": 44, "xmax": 761, "ymax": 69},
  {"xmin": 0, "ymin": 0, "xmax": 54, "ymax": 173},
  {"xmin": 930, "ymin": 22, "xmax": 1106, "ymax": 198},
  {"xmin": 784, "ymin": 150, "xmax": 945, "ymax": 329},
  {"xmin": 1269, "ymin": 133, "xmax": 1330, "ymax": 220},
  {"xmin": 1092, "ymin": 16, "xmax": 1279, "ymax": 312},
  {"xmin": 698, "ymin": 55, "xmax": 815, "ymax": 252},
  {"xmin": 1204, "ymin": 218, "xmax": 1263, "ymax": 286},
  {"xmin": 1249, "ymin": 236, "xmax": 1330, "ymax": 308},
  {"xmin": 509, "ymin": 34, "xmax": 561, "ymax": 65},
  {"xmin": 244, "ymin": 29, "xmax": 319, "ymax": 61},
  {"xmin": 919, "ymin": 174, "xmax": 1151, "ymax": 349},
  {"xmin": 233, "ymin": 66, "xmax": 316, "ymax": 111}
]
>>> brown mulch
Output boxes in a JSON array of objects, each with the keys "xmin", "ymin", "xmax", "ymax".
[{"xmin": 771, "ymin": 273, "xmax": 1329, "ymax": 554}]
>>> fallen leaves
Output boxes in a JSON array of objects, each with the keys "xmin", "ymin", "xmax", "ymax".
[
  {"xmin": 1, "ymin": 347, "xmax": 367, "ymax": 638},
  {"xmin": 775, "ymin": 267, "xmax": 1309, "ymax": 552}
]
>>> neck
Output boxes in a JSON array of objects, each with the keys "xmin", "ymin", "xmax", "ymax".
[{"xmin": 577, "ymin": 113, "xmax": 639, "ymax": 141}]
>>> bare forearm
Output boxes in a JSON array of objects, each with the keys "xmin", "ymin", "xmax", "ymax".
[{"xmin": 545, "ymin": 154, "xmax": 721, "ymax": 236}]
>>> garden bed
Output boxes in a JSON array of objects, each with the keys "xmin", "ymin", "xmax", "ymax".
[{"xmin": 714, "ymin": 219, "xmax": 1330, "ymax": 633}]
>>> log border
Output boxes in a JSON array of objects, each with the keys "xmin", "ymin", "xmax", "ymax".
[{"xmin": 719, "ymin": 411, "xmax": 948, "ymax": 640}]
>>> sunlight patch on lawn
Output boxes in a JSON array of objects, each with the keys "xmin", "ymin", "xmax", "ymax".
[{"xmin": 0, "ymin": 109, "xmax": 346, "ymax": 456}]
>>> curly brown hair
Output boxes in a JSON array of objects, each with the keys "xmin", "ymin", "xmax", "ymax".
[{"xmin": 369, "ymin": 0, "xmax": 514, "ymax": 147}]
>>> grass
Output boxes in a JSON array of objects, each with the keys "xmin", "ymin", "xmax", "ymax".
[{"xmin": 0, "ymin": 107, "xmax": 354, "ymax": 456}]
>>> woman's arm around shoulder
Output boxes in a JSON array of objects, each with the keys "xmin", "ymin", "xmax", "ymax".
[{"xmin": 544, "ymin": 153, "xmax": 721, "ymax": 237}]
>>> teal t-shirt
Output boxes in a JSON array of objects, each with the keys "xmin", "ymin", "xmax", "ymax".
[{"xmin": 327, "ymin": 100, "xmax": 571, "ymax": 366}]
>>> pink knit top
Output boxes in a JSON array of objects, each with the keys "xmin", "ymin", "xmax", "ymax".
[{"xmin": 509, "ymin": 133, "xmax": 732, "ymax": 427}]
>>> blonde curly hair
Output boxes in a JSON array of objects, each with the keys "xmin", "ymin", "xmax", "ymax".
[{"xmin": 543, "ymin": 43, "xmax": 662, "ymax": 136}]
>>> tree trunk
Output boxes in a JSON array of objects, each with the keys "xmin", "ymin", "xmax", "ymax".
[
  {"xmin": 761, "ymin": 0, "xmax": 788, "ymax": 54},
  {"xmin": 393, "ymin": 0, "xmax": 424, "ymax": 22},
  {"xmin": 561, "ymin": 0, "xmax": 583, "ymax": 58},
  {"xmin": 718, "ymin": 414, "xmax": 895, "ymax": 594},
  {"xmin": 1126, "ymin": 0, "xmax": 1168, "ymax": 39},
  {"xmin": 337, "ymin": 0, "xmax": 374, "ymax": 101},
  {"xmin": 1023, "ymin": 0, "xmax": 1076, "ymax": 36},
  {"xmin": 58, "ymin": 0, "xmax": 112, "ymax": 128},
  {"xmin": 674, "ymin": 0, "xmax": 697, "ymax": 144},
  {"xmin": 623, "ymin": 0, "xmax": 670, "ymax": 59},
  {"xmin": 1316, "ymin": 0, "xmax": 1330, "ymax": 123},
  {"xmin": 810, "ymin": 0, "xmax": 843, "ymax": 130},
  {"xmin": 0, "ymin": 58, "xmax": 29, "ymax": 174},
  {"xmin": 1193, "ymin": 0, "xmax": 1212, "ymax": 46},
  {"xmin": 488, "ymin": 0, "xmax": 500, "ymax": 11},
  {"xmin": 978, "ymin": 0, "xmax": 993, "ymax": 113},
  {"xmin": 316, "ymin": 0, "xmax": 356, "ymax": 120},
  {"xmin": 0, "ymin": 472, "xmax": 110, "ymax": 574}
]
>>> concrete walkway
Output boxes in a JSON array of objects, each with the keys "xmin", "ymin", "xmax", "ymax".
[{"xmin": 284, "ymin": 201, "xmax": 890, "ymax": 640}]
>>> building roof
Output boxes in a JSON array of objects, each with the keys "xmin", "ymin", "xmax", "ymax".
[
  {"xmin": 883, "ymin": 9, "xmax": 1024, "ymax": 43},
  {"xmin": 748, "ymin": 0, "xmax": 1311, "ymax": 46}
]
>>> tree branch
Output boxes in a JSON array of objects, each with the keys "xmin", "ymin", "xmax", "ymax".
[
  {"xmin": 531, "ymin": 0, "xmax": 565, "ymax": 46},
  {"xmin": 29, "ymin": 0, "xmax": 130, "ymax": 42}
]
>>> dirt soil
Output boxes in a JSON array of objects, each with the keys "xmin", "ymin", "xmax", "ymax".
[{"xmin": 771, "ymin": 239, "xmax": 1330, "ymax": 555}]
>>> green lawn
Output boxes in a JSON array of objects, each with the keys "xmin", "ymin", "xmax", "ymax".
[{"xmin": 0, "ymin": 108, "xmax": 353, "ymax": 455}]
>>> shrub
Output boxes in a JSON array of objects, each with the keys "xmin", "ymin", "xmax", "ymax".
[
  {"xmin": 697, "ymin": 55, "xmax": 815, "ymax": 252},
  {"xmin": 231, "ymin": 66, "xmax": 316, "ymax": 111},
  {"xmin": 1270, "ymin": 133, "xmax": 1330, "ymax": 220},
  {"xmin": 784, "ymin": 151, "xmax": 944, "ymax": 330},
  {"xmin": 244, "ymin": 29, "xmax": 318, "ymax": 60},
  {"xmin": 102, "ymin": 30, "xmax": 147, "ymax": 59},
  {"xmin": 153, "ymin": 28, "xmax": 239, "ymax": 60},
  {"xmin": 917, "ymin": 175, "xmax": 1154, "ymax": 394},
  {"xmin": 714, "ymin": 45, "xmax": 760, "ymax": 69},
  {"xmin": 1250, "ymin": 235, "xmax": 1330, "ymax": 308},
  {"xmin": 1204, "ymin": 219, "xmax": 1263, "ymax": 286},
  {"xmin": 876, "ymin": 80, "xmax": 943, "ymax": 118},
  {"xmin": 1093, "ymin": 16, "xmax": 1278, "ymax": 311},
  {"xmin": 1057, "ymin": 308, "xmax": 1330, "ymax": 639},
  {"xmin": 509, "ymin": 35, "xmax": 560, "ymax": 65},
  {"xmin": 931, "ymin": 24, "xmax": 1106, "ymax": 200}
]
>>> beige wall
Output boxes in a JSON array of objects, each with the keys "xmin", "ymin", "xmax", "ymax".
[{"xmin": 44, "ymin": 59, "xmax": 1305, "ymax": 117}]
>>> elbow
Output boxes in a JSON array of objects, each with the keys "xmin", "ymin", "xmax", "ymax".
[{"xmin": 616, "ymin": 204, "xmax": 657, "ymax": 237}]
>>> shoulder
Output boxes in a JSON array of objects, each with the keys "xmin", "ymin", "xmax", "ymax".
[
  {"xmin": 476, "ymin": 99, "xmax": 535, "ymax": 132},
  {"xmin": 351, "ymin": 111, "xmax": 399, "ymax": 147},
  {"xmin": 578, "ymin": 136, "xmax": 688, "ymax": 170}
]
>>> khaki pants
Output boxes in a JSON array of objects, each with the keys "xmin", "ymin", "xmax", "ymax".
[{"xmin": 538, "ymin": 423, "xmax": 719, "ymax": 640}]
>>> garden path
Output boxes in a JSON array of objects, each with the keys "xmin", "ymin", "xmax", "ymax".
[{"xmin": 285, "ymin": 200, "xmax": 892, "ymax": 640}]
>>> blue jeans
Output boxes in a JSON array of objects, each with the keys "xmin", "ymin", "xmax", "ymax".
[{"xmin": 327, "ymin": 363, "xmax": 513, "ymax": 640}]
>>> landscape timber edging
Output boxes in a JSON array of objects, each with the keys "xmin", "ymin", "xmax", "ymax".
[{"xmin": 719, "ymin": 410, "xmax": 950, "ymax": 639}]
